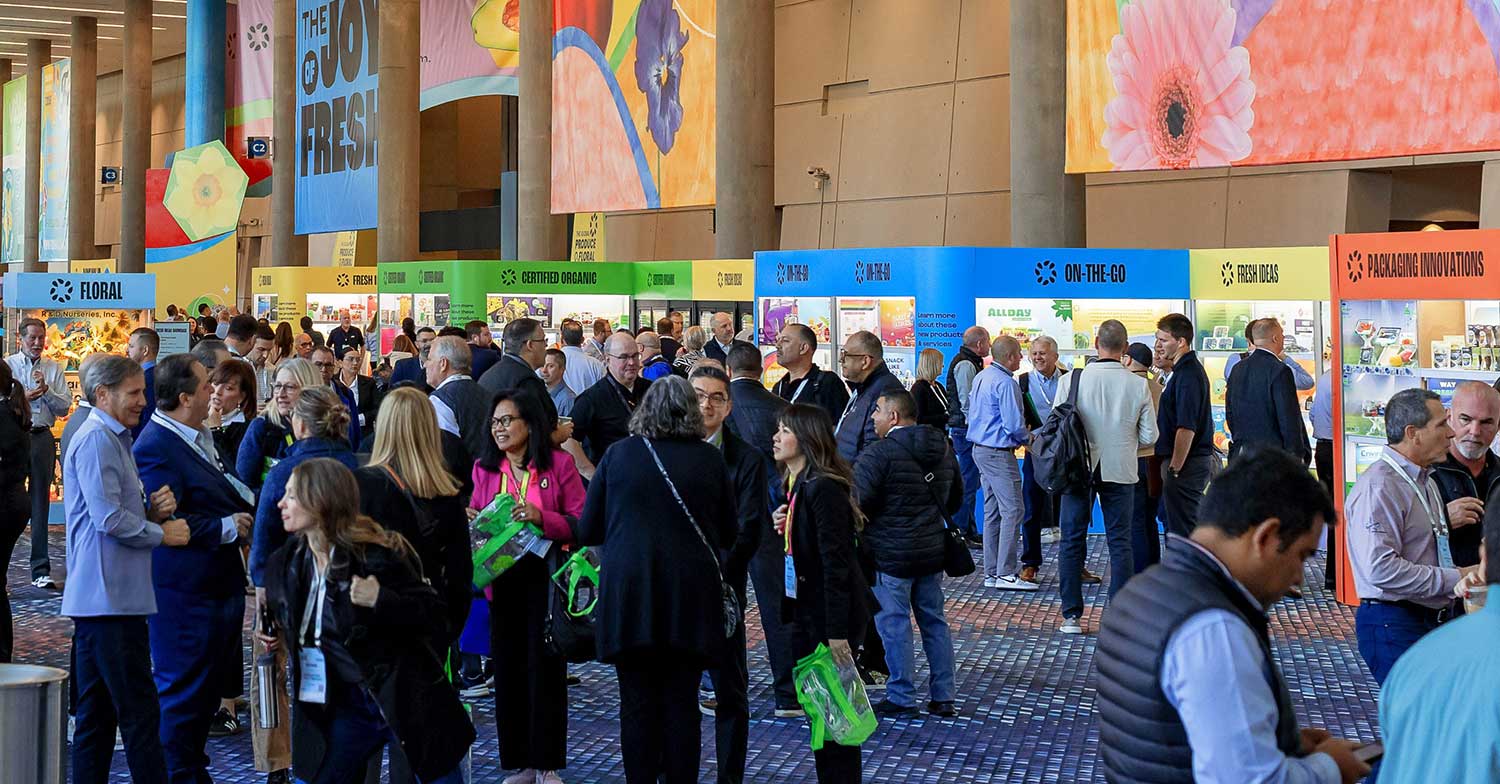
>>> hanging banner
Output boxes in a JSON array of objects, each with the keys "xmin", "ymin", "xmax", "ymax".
[
  {"xmin": 1, "ymin": 75, "xmax": 25, "ymax": 265},
  {"xmin": 146, "ymin": 231, "xmax": 239, "ymax": 320},
  {"xmin": 295, "ymin": 0, "xmax": 379, "ymax": 233},
  {"xmin": 420, "ymin": 0, "xmax": 519, "ymax": 109},
  {"xmin": 39, "ymin": 59, "xmax": 69, "ymax": 263},
  {"xmin": 227, "ymin": 0, "xmax": 274, "ymax": 193},
  {"xmin": 569, "ymin": 212, "xmax": 605, "ymax": 261}
]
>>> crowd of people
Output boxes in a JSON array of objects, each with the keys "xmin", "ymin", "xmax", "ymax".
[{"xmin": 1, "ymin": 303, "xmax": 1495, "ymax": 783}]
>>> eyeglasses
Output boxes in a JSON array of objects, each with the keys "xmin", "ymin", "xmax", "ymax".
[
  {"xmin": 696, "ymin": 391, "xmax": 729, "ymax": 406},
  {"xmin": 527, "ymin": 337, "xmax": 548, "ymax": 346},
  {"xmin": 271, "ymin": 383, "xmax": 302, "ymax": 394},
  {"xmin": 313, "ymin": 361, "xmax": 335, "ymax": 370},
  {"xmin": 840, "ymin": 351, "xmax": 870, "ymax": 362},
  {"xmin": 606, "ymin": 353, "xmax": 640, "ymax": 364},
  {"xmin": 490, "ymin": 415, "xmax": 519, "ymax": 429}
]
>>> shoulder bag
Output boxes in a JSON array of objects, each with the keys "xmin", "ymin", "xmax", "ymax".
[
  {"xmin": 642, "ymin": 437, "xmax": 741, "ymax": 638},
  {"xmin": 886, "ymin": 437, "xmax": 974, "ymax": 578}
]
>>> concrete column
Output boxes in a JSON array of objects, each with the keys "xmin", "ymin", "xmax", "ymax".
[
  {"xmin": 69, "ymin": 17, "xmax": 98, "ymax": 262},
  {"xmin": 715, "ymin": 0, "xmax": 776, "ymax": 258},
  {"xmin": 185, "ymin": 0, "xmax": 226, "ymax": 146},
  {"xmin": 377, "ymin": 0, "xmax": 420, "ymax": 262},
  {"xmin": 119, "ymin": 0, "xmax": 152, "ymax": 273},
  {"xmin": 1480, "ymin": 161, "xmax": 1500, "ymax": 229},
  {"xmin": 271, "ymin": 0, "xmax": 305, "ymax": 266},
  {"xmin": 1010, "ymin": 2, "xmax": 1084, "ymax": 248},
  {"xmin": 23, "ymin": 38, "xmax": 48, "ymax": 271},
  {"xmin": 518, "ymin": 0, "xmax": 564, "ymax": 260}
]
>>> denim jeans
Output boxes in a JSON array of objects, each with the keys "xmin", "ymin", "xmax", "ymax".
[
  {"xmin": 948, "ymin": 427, "xmax": 981, "ymax": 537},
  {"xmin": 295, "ymin": 685, "xmax": 465, "ymax": 784},
  {"xmin": 1355, "ymin": 602, "xmax": 1441, "ymax": 686},
  {"xmin": 1058, "ymin": 476, "xmax": 1135, "ymax": 620},
  {"xmin": 872, "ymin": 572, "xmax": 956, "ymax": 708}
]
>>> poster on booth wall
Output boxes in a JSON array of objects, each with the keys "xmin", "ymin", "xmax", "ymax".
[
  {"xmin": 758, "ymin": 298, "xmax": 831, "ymax": 347},
  {"xmin": 39, "ymin": 59, "xmax": 69, "ymax": 264},
  {"xmin": 295, "ymin": 0, "xmax": 379, "ymax": 233},
  {"xmin": 487, "ymin": 294, "xmax": 554, "ymax": 327},
  {"xmin": 976, "ymin": 299, "xmax": 1075, "ymax": 353},
  {"xmin": 39, "ymin": 310, "xmax": 136, "ymax": 374},
  {"xmin": 837, "ymin": 299, "xmax": 879, "ymax": 343},
  {"xmin": 255, "ymin": 294, "xmax": 278, "ymax": 320},
  {"xmin": 879, "ymin": 298, "xmax": 916, "ymax": 348},
  {"xmin": 1, "ymin": 76, "xmax": 25, "ymax": 266}
]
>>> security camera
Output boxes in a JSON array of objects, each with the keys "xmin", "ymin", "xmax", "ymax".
[{"xmin": 807, "ymin": 166, "xmax": 829, "ymax": 179}]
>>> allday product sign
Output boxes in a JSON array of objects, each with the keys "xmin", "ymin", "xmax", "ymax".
[{"xmin": 295, "ymin": 0, "xmax": 378, "ymax": 234}]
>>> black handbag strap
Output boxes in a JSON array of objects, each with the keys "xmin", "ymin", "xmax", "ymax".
[
  {"xmin": 640, "ymin": 437, "xmax": 727, "ymax": 585},
  {"xmin": 885, "ymin": 434, "xmax": 958, "ymax": 531}
]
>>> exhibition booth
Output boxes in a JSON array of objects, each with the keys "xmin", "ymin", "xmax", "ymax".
[
  {"xmin": 1188, "ymin": 246, "xmax": 1330, "ymax": 453},
  {"xmin": 753, "ymin": 247, "xmax": 971, "ymax": 388},
  {"xmin": 1329, "ymin": 229, "xmax": 1500, "ymax": 604},
  {"xmin": 251, "ymin": 266, "xmax": 379, "ymax": 333},
  {"xmin": 631, "ymin": 259, "xmax": 755, "ymax": 337}
]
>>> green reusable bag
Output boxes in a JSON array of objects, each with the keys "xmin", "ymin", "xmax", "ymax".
[
  {"xmin": 792, "ymin": 644, "xmax": 877, "ymax": 751},
  {"xmin": 469, "ymin": 493, "xmax": 542, "ymax": 589}
]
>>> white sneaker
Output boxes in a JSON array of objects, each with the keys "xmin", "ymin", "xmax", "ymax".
[
  {"xmin": 995, "ymin": 574, "xmax": 1040, "ymax": 592},
  {"xmin": 32, "ymin": 575, "xmax": 56, "ymax": 590},
  {"xmin": 1059, "ymin": 618, "xmax": 1084, "ymax": 634},
  {"xmin": 983, "ymin": 576, "xmax": 999, "ymax": 588},
  {"xmin": 502, "ymin": 771, "xmax": 537, "ymax": 784},
  {"xmin": 1040, "ymin": 528, "xmax": 1060, "ymax": 544},
  {"xmin": 537, "ymin": 772, "xmax": 566, "ymax": 784}
]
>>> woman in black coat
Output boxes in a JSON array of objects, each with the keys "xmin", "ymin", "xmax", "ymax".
[
  {"xmin": 574, "ymin": 376, "xmax": 737, "ymax": 784},
  {"xmin": 771, "ymin": 404, "xmax": 869, "ymax": 784},
  {"xmin": 207, "ymin": 359, "xmax": 258, "ymax": 470},
  {"xmin": 0, "ymin": 362, "xmax": 31, "ymax": 662},
  {"xmin": 910, "ymin": 348, "xmax": 952, "ymax": 429},
  {"xmin": 258, "ymin": 458, "xmax": 473, "ymax": 784}
]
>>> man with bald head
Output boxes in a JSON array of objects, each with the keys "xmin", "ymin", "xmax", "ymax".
[
  {"xmin": 772, "ymin": 322, "xmax": 849, "ymax": 423},
  {"xmin": 705, "ymin": 311, "xmax": 754, "ymax": 366},
  {"xmin": 570, "ymin": 331, "xmax": 652, "ymax": 477},
  {"xmin": 1431, "ymin": 381, "xmax": 1500, "ymax": 568},
  {"xmin": 969, "ymin": 335, "xmax": 1035, "ymax": 591},
  {"xmin": 1224, "ymin": 317, "xmax": 1310, "ymax": 464},
  {"xmin": 944, "ymin": 326, "xmax": 990, "ymax": 543}
]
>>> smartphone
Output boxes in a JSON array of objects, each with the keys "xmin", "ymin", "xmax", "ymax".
[
  {"xmin": 1353, "ymin": 742, "xmax": 1383, "ymax": 764},
  {"xmin": 558, "ymin": 416, "xmax": 573, "ymax": 425}
]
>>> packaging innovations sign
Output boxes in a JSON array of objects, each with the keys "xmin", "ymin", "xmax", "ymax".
[
  {"xmin": 1333, "ymin": 229, "xmax": 1500, "ymax": 301},
  {"xmin": 295, "ymin": 0, "xmax": 378, "ymax": 233}
]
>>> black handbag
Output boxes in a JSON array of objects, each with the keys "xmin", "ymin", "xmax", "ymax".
[
  {"xmin": 642, "ymin": 437, "xmax": 741, "ymax": 638},
  {"xmin": 544, "ymin": 547, "xmax": 600, "ymax": 663}
]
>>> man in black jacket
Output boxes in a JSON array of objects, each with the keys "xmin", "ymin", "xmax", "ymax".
[
  {"xmin": 690, "ymin": 366, "xmax": 770, "ymax": 783},
  {"xmin": 705, "ymin": 311, "xmax": 755, "ymax": 366},
  {"xmin": 1429, "ymin": 381, "xmax": 1498, "ymax": 568},
  {"xmin": 1225, "ymin": 318, "xmax": 1310, "ymax": 464},
  {"xmin": 854, "ymin": 390, "xmax": 961, "ymax": 719},
  {"xmin": 771, "ymin": 323, "xmax": 849, "ymax": 423},
  {"xmin": 834, "ymin": 330, "xmax": 904, "ymax": 464},
  {"xmin": 569, "ymin": 332, "xmax": 651, "ymax": 478},
  {"xmin": 725, "ymin": 343, "xmax": 786, "ymax": 458},
  {"xmin": 477, "ymin": 317, "xmax": 563, "ymax": 437}
]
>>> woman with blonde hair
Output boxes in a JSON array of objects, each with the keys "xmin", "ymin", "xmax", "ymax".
[
  {"xmin": 910, "ymin": 347, "xmax": 952, "ymax": 428},
  {"xmin": 258, "ymin": 458, "xmax": 473, "ymax": 784},
  {"xmin": 236, "ymin": 357, "xmax": 323, "ymax": 491},
  {"xmin": 671, "ymin": 325, "xmax": 708, "ymax": 376}
]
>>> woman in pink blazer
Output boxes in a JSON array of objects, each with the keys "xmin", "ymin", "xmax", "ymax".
[{"xmin": 470, "ymin": 389, "xmax": 586, "ymax": 784}]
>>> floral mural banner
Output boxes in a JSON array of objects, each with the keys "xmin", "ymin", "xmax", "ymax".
[
  {"xmin": 39, "ymin": 59, "xmax": 70, "ymax": 263},
  {"xmin": 551, "ymin": 0, "xmax": 716, "ymax": 213},
  {"xmin": 422, "ymin": 0, "xmax": 520, "ymax": 109},
  {"xmin": 2, "ymin": 76, "xmax": 25, "ymax": 265},
  {"xmin": 227, "ymin": 0, "xmax": 274, "ymax": 196},
  {"xmin": 1067, "ymin": 0, "xmax": 1500, "ymax": 172}
]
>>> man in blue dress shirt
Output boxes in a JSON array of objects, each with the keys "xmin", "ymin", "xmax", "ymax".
[
  {"xmin": 968, "ymin": 336, "xmax": 1035, "ymax": 591},
  {"xmin": 1310, "ymin": 371, "xmax": 1338, "ymax": 589},
  {"xmin": 1096, "ymin": 447, "xmax": 1369, "ymax": 783},
  {"xmin": 61, "ymin": 354, "xmax": 190, "ymax": 784}
]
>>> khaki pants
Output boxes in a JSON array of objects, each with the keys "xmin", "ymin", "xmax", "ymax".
[{"xmin": 250, "ymin": 622, "xmax": 292, "ymax": 772}]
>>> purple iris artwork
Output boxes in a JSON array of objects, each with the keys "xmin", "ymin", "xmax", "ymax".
[{"xmin": 633, "ymin": 0, "xmax": 690, "ymax": 155}]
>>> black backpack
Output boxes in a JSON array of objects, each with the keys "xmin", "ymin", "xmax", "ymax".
[{"xmin": 1028, "ymin": 367, "xmax": 1091, "ymax": 494}]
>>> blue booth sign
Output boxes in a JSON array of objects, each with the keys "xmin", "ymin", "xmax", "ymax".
[
  {"xmin": 972, "ymin": 247, "xmax": 1190, "ymax": 299},
  {"xmin": 3, "ymin": 272, "xmax": 157, "ymax": 310}
]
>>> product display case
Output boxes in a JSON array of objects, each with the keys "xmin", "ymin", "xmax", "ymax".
[
  {"xmin": 251, "ymin": 266, "xmax": 378, "ymax": 335},
  {"xmin": 1330, "ymin": 230, "xmax": 1500, "ymax": 605}
]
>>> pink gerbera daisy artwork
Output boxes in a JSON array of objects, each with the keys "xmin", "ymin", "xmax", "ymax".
[{"xmin": 1101, "ymin": 0, "xmax": 1256, "ymax": 170}]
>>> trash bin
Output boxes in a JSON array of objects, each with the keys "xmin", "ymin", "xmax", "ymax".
[{"xmin": 0, "ymin": 664, "xmax": 67, "ymax": 784}]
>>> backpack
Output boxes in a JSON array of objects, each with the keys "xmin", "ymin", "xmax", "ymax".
[{"xmin": 1028, "ymin": 367, "xmax": 1092, "ymax": 494}]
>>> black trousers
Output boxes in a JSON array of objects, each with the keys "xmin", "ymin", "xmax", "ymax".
[
  {"xmin": 491, "ymin": 557, "xmax": 568, "ymax": 772},
  {"xmin": 789, "ymin": 624, "xmax": 862, "ymax": 783},
  {"xmin": 1021, "ymin": 454, "xmax": 1056, "ymax": 569},
  {"xmin": 27, "ymin": 427, "xmax": 54, "ymax": 579},
  {"xmin": 748, "ymin": 548, "xmax": 798, "ymax": 708},
  {"xmin": 1160, "ymin": 454, "xmax": 1219, "ymax": 540},
  {"xmin": 707, "ymin": 580, "xmax": 749, "ymax": 784},
  {"xmin": 72, "ymin": 616, "xmax": 167, "ymax": 784},
  {"xmin": 0, "ymin": 483, "xmax": 29, "ymax": 661},
  {"xmin": 1314, "ymin": 438, "xmax": 1337, "ymax": 588},
  {"xmin": 616, "ymin": 653, "xmax": 704, "ymax": 784}
]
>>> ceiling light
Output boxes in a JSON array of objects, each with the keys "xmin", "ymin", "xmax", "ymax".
[{"xmin": 0, "ymin": 3, "xmax": 122, "ymax": 14}]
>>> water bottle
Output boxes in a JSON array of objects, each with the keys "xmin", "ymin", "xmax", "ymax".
[{"xmin": 255, "ymin": 602, "xmax": 280, "ymax": 730}]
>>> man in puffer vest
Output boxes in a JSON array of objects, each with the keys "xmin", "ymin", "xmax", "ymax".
[{"xmin": 1095, "ymin": 446, "xmax": 1369, "ymax": 783}]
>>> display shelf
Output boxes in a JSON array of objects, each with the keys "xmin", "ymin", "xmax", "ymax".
[
  {"xmin": 1417, "ymin": 367, "xmax": 1500, "ymax": 381},
  {"xmin": 1342, "ymin": 363, "xmax": 1417, "ymax": 377}
]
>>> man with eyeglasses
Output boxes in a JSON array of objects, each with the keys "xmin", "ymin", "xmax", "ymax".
[
  {"xmin": 689, "ymin": 365, "xmax": 769, "ymax": 782},
  {"xmin": 389, "ymin": 326, "xmax": 437, "ymax": 389},
  {"xmin": 310, "ymin": 346, "xmax": 362, "ymax": 449},
  {"xmin": 570, "ymin": 332, "xmax": 652, "ymax": 479},
  {"xmin": 834, "ymin": 331, "xmax": 904, "ymax": 464}
]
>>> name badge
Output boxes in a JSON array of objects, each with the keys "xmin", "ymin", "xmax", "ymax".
[
  {"xmin": 1437, "ymin": 534, "xmax": 1456, "ymax": 570},
  {"xmin": 784, "ymin": 554, "xmax": 798, "ymax": 599},
  {"xmin": 358, "ymin": 413, "xmax": 367, "ymax": 427},
  {"xmin": 297, "ymin": 648, "xmax": 328, "ymax": 705}
]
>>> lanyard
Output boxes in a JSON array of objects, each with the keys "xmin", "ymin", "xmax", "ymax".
[
  {"xmin": 1030, "ymin": 371, "xmax": 1058, "ymax": 411},
  {"xmin": 500, "ymin": 466, "xmax": 532, "ymax": 503},
  {"xmin": 783, "ymin": 474, "xmax": 800, "ymax": 555},
  {"xmin": 608, "ymin": 378, "xmax": 637, "ymax": 412},
  {"xmin": 836, "ymin": 389, "xmax": 859, "ymax": 434},
  {"xmin": 299, "ymin": 547, "xmax": 333, "ymax": 648},
  {"xmin": 787, "ymin": 375, "xmax": 809, "ymax": 405},
  {"xmin": 1379, "ymin": 454, "xmax": 1449, "ymax": 540}
]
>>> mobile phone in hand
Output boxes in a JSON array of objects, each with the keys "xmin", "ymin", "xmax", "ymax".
[{"xmin": 1353, "ymin": 741, "xmax": 1383, "ymax": 764}]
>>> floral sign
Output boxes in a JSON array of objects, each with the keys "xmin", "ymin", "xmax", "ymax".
[
  {"xmin": 551, "ymin": 0, "xmax": 716, "ymax": 213},
  {"xmin": 1067, "ymin": 0, "xmax": 1500, "ymax": 172},
  {"xmin": 163, "ymin": 140, "xmax": 250, "ymax": 242}
]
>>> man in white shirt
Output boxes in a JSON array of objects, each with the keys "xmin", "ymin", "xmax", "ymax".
[
  {"xmin": 7, "ymin": 317, "xmax": 72, "ymax": 588},
  {"xmin": 426, "ymin": 336, "xmax": 489, "ymax": 460},
  {"xmin": 1053, "ymin": 320, "xmax": 1158, "ymax": 634}
]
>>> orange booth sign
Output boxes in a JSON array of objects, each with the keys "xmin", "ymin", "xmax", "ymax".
[{"xmin": 1328, "ymin": 229, "xmax": 1500, "ymax": 605}]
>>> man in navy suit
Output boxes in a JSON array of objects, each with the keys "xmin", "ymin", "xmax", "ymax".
[
  {"xmin": 132, "ymin": 354, "xmax": 255, "ymax": 784},
  {"xmin": 389, "ymin": 326, "xmax": 436, "ymax": 389},
  {"xmin": 126, "ymin": 327, "xmax": 159, "ymax": 439},
  {"xmin": 1225, "ymin": 318, "xmax": 1310, "ymax": 465}
]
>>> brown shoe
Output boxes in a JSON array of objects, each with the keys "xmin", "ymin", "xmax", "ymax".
[
  {"xmin": 1018, "ymin": 566, "xmax": 1038, "ymax": 583},
  {"xmin": 1080, "ymin": 568, "xmax": 1103, "ymax": 584}
]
